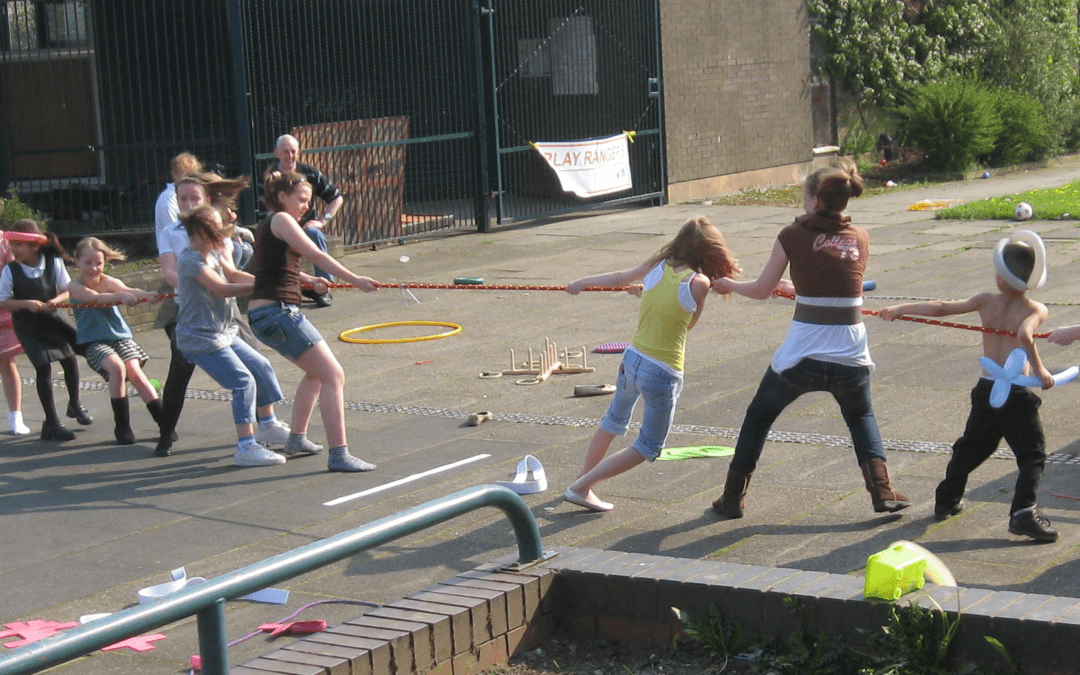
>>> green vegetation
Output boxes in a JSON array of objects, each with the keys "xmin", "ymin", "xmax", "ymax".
[
  {"xmin": 937, "ymin": 181, "xmax": 1080, "ymax": 220},
  {"xmin": 809, "ymin": 0, "xmax": 1079, "ymax": 169},
  {"xmin": 674, "ymin": 597, "xmax": 1002, "ymax": 674},
  {"xmin": 0, "ymin": 190, "xmax": 45, "ymax": 231}
]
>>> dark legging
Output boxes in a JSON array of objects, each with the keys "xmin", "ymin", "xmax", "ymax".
[
  {"xmin": 35, "ymin": 355, "xmax": 81, "ymax": 424},
  {"xmin": 159, "ymin": 322, "xmax": 196, "ymax": 439}
]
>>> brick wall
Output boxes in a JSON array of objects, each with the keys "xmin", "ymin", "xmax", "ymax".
[{"xmin": 660, "ymin": 0, "xmax": 813, "ymax": 200}]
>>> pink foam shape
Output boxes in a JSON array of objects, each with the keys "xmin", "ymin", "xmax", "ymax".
[
  {"xmin": 0, "ymin": 620, "xmax": 80, "ymax": 648},
  {"xmin": 258, "ymin": 620, "xmax": 327, "ymax": 637},
  {"xmin": 101, "ymin": 633, "xmax": 167, "ymax": 652},
  {"xmin": 190, "ymin": 654, "xmax": 202, "ymax": 670}
]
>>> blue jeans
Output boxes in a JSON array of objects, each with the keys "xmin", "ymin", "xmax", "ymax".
[
  {"xmin": 731, "ymin": 359, "xmax": 885, "ymax": 474},
  {"xmin": 600, "ymin": 349, "xmax": 683, "ymax": 460},
  {"xmin": 304, "ymin": 224, "xmax": 332, "ymax": 280},
  {"xmin": 183, "ymin": 337, "xmax": 284, "ymax": 425}
]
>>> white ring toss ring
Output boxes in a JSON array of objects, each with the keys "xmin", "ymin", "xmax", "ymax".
[{"xmin": 994, "ymin": 230, "xmax": 1046, "ymax": 292}]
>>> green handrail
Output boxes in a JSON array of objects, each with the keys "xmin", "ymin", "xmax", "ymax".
[{"xmin": 0, "ymin": 484, "xmax": 544, "ymax": 675}]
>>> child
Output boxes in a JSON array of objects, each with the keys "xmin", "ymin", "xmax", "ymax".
[
  {"xmin": 0, "ymin": 219, "xmax": 91, "ymax": 441},
  {"xmin": 880, "ymin": 230, "xmax": 1057, "ymax": 542},
  {"xmin": 712, "ymin": 159, "xmax": 909, "ymax": 518},
  {"xmin": 177, "ymin": 206, "xmax": 295, "ymax": 467},
  {"xmin": 67, "ymin": 237, "xmax": 165, "ymax": 445},
  {"xmin": 0, "ymin": 228, "xmax": 31, "ymax": 434},
  {"xmin": 562, "ymin": 216, "xmax": 741, "ymax": 511},
  {"xmin": 248, "ymin": 170, "xmax": 381, "ymax": 472}
]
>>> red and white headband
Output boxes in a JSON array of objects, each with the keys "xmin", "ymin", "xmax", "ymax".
[{"xmin": 2, "ymin": 231, "xmax": 48, "ymax": 245}]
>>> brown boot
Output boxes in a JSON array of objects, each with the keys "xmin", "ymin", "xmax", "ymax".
[
  {"xmin": 860, "ymin": 459, "xmax": 912, "ymax": 513},
  {"xmin": 712, "ymin": 468, "xmax": 752, "ymax": 519}
]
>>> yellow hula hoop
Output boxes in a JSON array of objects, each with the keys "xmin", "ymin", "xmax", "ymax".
[{"xmin": 338, "ymin": 320, "xmax": 463, "ymax": 344}]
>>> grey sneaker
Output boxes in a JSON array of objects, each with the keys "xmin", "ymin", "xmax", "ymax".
[
  {"xmin": 327, "ymin": 447, "xmax": 376, "ymax": 472},
  {"xmin": 255, "ymin": 419, "xmax": 292, "ymax": 445},
  {"xmin": 234, "ymin": 439, "xmax": 286, "ymax": 467},
  {"xmin": 284, "ymin": 433, "xmax": 324, "ymax": 456}
]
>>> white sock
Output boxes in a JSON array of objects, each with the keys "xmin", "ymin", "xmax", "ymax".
[
  {"xmin": 9, "ymin": 411, "xmax": 29, "ymax": 435},
  {"xmin": 258, "ymin": 415, "xmax": 276, "ymax": 427}
]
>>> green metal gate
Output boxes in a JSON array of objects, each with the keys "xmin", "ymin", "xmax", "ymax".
[{"xmin": 483, "ymin": 0, "xmax": 665, "ymax": 223}]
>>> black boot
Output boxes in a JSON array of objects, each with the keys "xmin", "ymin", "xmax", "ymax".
[
  {"xmin": 111, "ymin": 397, "xmax": 135, "ymax": 445},
  {"xmin": 145, "ymin": 399, "xmax": 178, "ymax": 442},
  {"xmin": 1008, "ymin": 507, "xmax": 1058, "ymax": 542}
]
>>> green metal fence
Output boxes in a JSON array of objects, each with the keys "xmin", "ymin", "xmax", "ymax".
[
  {"xmin": 0, "ymin": 484, "xmax": 546, "ymax": 675},
  {"xmin": 0, "ymin": 0, "xmax": 663, "ymax": 242}
]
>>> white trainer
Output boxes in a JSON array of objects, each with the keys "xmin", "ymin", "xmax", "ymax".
[
  {"xmin": 255, "ymin": 418, "xmax": 292, "ymax": 445},
  {"xmin": 234, "ymin": 439, "xmax": 286, "ymax": 467}
]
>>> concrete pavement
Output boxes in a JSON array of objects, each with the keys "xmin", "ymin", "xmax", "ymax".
[{"xmin": 3, "ymin": 158, "xmax": 1080, "ymax": 672}]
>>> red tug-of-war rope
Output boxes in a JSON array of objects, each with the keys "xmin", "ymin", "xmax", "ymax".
[
  {"xmin": 49, "ymin": 283, "xmax": 1049, "ymax": 339},
  {"xmin": 54, "ymin": 293, "xmax": 176, "ymax": 310}
]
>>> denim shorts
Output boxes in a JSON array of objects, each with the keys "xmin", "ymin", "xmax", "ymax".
[
  {"xmin": 248, "ymin": 303, "xmax": 323, "ymax": 360},
  {"xmin": 600, "ymin": 348, "xmax": 683, "ymax": 461}
]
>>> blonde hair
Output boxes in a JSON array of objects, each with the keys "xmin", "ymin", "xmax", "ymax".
[
  {"xmin": 170, "ymin": 152, "xmax": 202, "ymax": 176},
  {"xmin": 805, "ymin": 156, "xmax": 864, "ymax": 215},
  {"xmin": 647, "ymin": 216, "xmax": 741, "ymax": 282},
  {"xmin": 74, "ymin": 237, "xmax": 126, "ymax": 264}
]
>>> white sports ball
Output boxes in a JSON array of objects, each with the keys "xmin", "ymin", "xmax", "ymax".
[{"xmin": 1015, "ymin": 202, "xmax": 1034, "ymax": 221}]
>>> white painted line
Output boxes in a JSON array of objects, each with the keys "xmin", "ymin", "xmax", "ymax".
[{"xmin": 323, "ymin": 454, "xmax": 492, "ymax": 506}]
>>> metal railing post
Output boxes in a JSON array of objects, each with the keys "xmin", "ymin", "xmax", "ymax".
[{"xmin": 196, "ymin": 600, "xmax": 229, "ymax": 675}]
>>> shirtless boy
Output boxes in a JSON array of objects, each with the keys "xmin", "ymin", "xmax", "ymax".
[{"xmin": 879, "ymin": 230, "xmax": 1058, "ymax": 542}]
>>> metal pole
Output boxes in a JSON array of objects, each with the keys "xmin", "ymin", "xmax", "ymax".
[
  {"xmin": 226, "ymin": 0, "xmax": 255, "ymax": 223},
  {"xmin": 196, "ymin": 600, "xmax": 229, "ymax": 675},
  {"xmin": 470, "ymin": 0, "xmax": 492, "ymax": 232}
]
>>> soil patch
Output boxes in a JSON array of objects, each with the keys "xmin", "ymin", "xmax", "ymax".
[{"xmin": 483, "ymin": 636, "xmax": 755, "ymax": 675}]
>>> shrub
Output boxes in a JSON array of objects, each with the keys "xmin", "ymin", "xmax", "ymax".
[
  {"xmin": 985, "ymin": 89, "xmax": 1049, "ymax": 166},
  {"xmin": 898, "ymin": 80, "xmax": 1000, "ymax": 173},
  {"xmin": 0, "ymin": 190, "xmax": 44, "ymax": 231}
]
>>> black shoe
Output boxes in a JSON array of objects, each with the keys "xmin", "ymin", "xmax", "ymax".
[
  {"xmin": 66, "ymin": 403, "xmax": 93, "ymax": 425},
  {"xmin": 155, "ymin": 435, "xmax": 173, "ymax": 457},
  {"xmin": 301, "ymin": 288, "xmax": 319, "ymax": 303},
  {"xmin": 934, "ymin": 498, "xmax": 965, "ymax": 521},
  {"xmin": 1008, "ymin": 507, "xmax": 1059, "ymax": 542},
  {"xmin": 313, "ymin": 291, "xmax": 332, "ymax": 308},
  {"xmin": 41, "ymin": 420, "xmax": 76, "ymax": 441}
]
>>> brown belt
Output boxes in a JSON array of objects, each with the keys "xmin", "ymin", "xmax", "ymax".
[{"xmin": 792, "ymin": 303, "xmax": 863, "ymax": 325}]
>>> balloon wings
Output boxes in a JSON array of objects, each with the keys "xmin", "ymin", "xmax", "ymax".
[{"xmin": 979, "ymin": 348, "xmax": 1079, "ymax": 408}]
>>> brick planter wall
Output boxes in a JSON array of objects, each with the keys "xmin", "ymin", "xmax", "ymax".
[{"xmin": 232, "ymin": 547, "xmax": 1080, "ymax": 675}]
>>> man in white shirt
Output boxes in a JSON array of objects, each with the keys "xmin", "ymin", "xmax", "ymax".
[{"xmin": 154, "ymin": 152, "xmax": 201, "ymax": 240}]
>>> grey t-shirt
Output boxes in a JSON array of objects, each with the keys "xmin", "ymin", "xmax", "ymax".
[{"xmin": 175, "ymin": 248, "xmax": 239, "ymax": 354}]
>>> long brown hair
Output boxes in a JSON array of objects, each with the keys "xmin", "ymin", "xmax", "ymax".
[
  {"xmin": 180, "ymin": 205, "xmax": 227, "ymax": 247},
  {"xmin": 646, "ymin": 216, "xmax": 741, "ymax": 282},
  {"xmin": 8, "ymin": 219, "xmax": 69, "ymax": 261}
]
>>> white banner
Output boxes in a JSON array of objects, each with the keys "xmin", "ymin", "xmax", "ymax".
[{"xmin": 534, "ymin": 133, "xmax": 632, "ymax": 198}]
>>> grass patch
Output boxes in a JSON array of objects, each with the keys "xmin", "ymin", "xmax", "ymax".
[
  {"xmin": 937, "ymin": 181, "xmax": 1080, "ymax": 221},
  {"xmin": 706, "ymin": 179, "xmax": 938, "ymax": 209}
]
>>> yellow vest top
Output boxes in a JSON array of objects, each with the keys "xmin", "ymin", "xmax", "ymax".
[{"xmin": 631, "ymin": 262, "xmax": 697, "ymax": 372}]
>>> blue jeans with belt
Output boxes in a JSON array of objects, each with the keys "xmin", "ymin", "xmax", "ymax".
[
  {"xmin": 731, "ymin": 358, "xmax": 885, "ymax": 474},
  {"xmin": 304, "ymin": 224, "xmax": 332, "ymax": 281}
]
